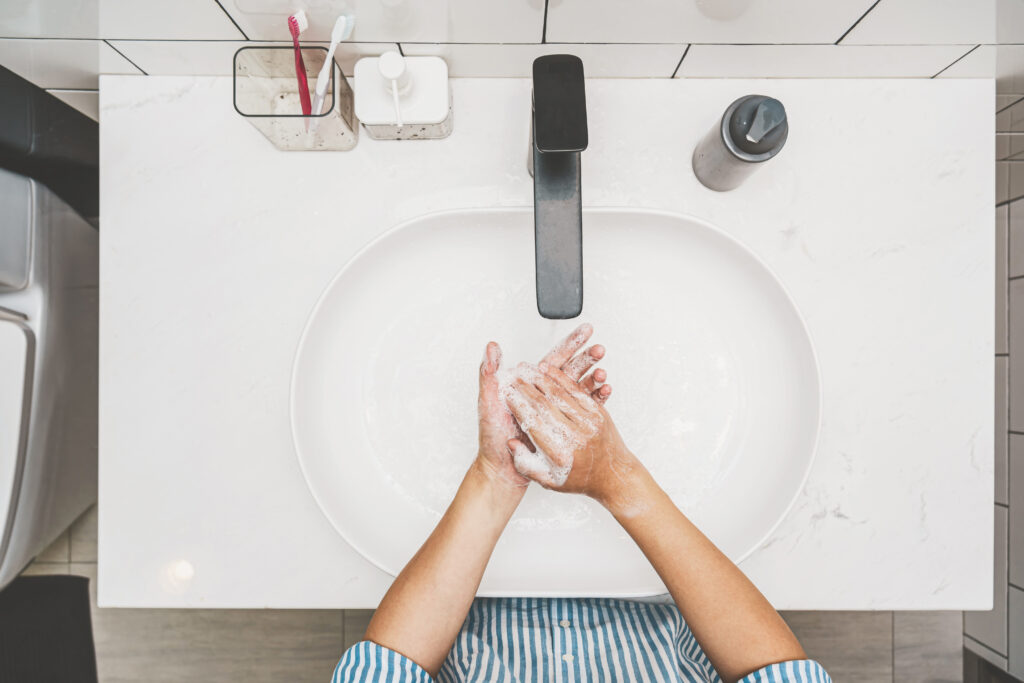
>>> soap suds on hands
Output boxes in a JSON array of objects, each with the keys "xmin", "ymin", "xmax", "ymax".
[{"xmin": 496, "ymin": 363, "xmax": 585, "ymax": 487}]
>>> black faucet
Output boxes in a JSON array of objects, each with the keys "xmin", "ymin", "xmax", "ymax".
[{"xmin": 529, "ymin": 55, "xmax": 588, "ymax": 320}]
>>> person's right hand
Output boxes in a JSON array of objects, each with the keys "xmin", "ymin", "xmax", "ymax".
[
  {"xmin": 503, "ymin": 361, "xmax": 649, "ymax": 513},
  {"xmin": 475, "ymin": 323, "xmax": 610, "ymax": 492}
]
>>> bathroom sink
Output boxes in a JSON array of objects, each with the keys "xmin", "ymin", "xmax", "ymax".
[{"xmin": 290, "ymin": 207, "xmax": 820, "ymax": 596}]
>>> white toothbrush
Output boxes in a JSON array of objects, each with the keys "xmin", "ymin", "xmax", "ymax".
[{"xmin": 311, "ymin": 14, "xmax": 353, "ymax": 121}]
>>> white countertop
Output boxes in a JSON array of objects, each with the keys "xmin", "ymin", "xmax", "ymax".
[{"xmin": 99, "ymin": 75, "xmax": 993, "ymax": 609}]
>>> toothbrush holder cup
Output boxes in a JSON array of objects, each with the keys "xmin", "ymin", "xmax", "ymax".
[{"xmin": 233, "ymin": 46, "xmax": 357, "ymax": 151}]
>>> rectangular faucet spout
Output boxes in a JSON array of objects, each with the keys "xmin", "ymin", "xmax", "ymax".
[{"xmin": 531, "ymin": 55, "xmax": 587, "ymax": 320}]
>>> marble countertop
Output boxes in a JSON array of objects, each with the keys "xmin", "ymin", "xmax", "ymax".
[{"xmin": 98, "ymin": 75, "xmax": 993, "ymax": 609}]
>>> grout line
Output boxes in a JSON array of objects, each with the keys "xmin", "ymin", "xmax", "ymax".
[
  {"xmin": 996, "ymin": 502, "xmax": 1009, "ymax": 509},
  {"xmin": 997, "ymin": 353, "xmax": 1009, "ymax": 357},
  {"xmin": 541, "ymin": 0, "xmax": 549, "ymax": 44},
  {"xmin": 998, "ymin": 194, "xmax": 1024, "ymax": 209},
  {"xmin": 834, "ymin": 0, "xmax": 883, "ymax": 45},
  {"xmin": 1008, "ymin": 458, "xmax": 1013, "ymax": 656},
  {"xmin": 1006, "ymin": 594, "xmax": 1011, "ymax": 672},
  {"xmin": 213, "ymin": 0, "xmax": 250, "ymax": 40},
  {"xmin": 0, "ymin": 36, "xmax": 98, "ymax": 41},
  {"xmin": 100, "ymin": 38, "xmax": 253, "ymax": 43},
  {"xmin": 932, "ymin": 44, "xmax": 981, "ymax": 79},
  {"xmin": 103, "ymin": 40, "xmax": 148, "ymax": 75},
  {"xmin": 1010, "ymin": 275, "xmax": 1024, "ymax": 281},
  {"xmin": 998, "ymin": 95, "xmax": 1024, "ymax": 115},
  {"xmin": 890, "ymin": 611, "xmax": 895, "ymax": 680},
  {"xmin": 1009, "ymin": 368, "xmax": 1015, "ymax": 668},
  {"xmin": 670, "ymin": 45, "xmax": 690, "ymax": 78}
]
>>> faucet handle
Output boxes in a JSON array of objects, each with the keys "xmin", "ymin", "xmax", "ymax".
[{"xmin": 532, "ymin": 55, "xmax": 588, "ymax": 154}]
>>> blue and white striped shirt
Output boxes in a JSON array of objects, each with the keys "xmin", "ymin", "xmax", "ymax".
[{"xmin": 332, "ymin": 598, "xmax": 830, "ymax": 682}]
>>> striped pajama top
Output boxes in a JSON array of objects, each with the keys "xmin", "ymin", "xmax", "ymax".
[{"xmin": 331, "ymin": 598, "xmax": 831, "ymax": 682}]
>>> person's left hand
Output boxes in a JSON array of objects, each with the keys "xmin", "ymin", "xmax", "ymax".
[{"xmin": 475, "ymin": 323, "xmax": 612, "ymax": 492}]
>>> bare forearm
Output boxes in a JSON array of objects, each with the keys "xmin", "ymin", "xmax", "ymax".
[
  {"xmin": 609, "ymin": 469, "xmax": 805, "ymax": 683},
  {"xmin": 365, "ymin": 462, "xmax": 523, "ymax": 675}
]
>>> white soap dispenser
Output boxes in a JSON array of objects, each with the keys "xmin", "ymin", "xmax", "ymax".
[{"xmin": 354, "ymin": 51, "xmax": 453, "ymax": 140}]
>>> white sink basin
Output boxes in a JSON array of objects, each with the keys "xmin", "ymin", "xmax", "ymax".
[{"xmin": 291, "ymin": 207, "xmax": 820, "ymax": 596}]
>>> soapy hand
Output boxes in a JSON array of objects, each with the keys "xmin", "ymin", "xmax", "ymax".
[
  {"xmin": 475, "ymin": 323, "xmax": 612, "ymax": 492},
  {"xmin": 504, "ymin": 362, "xmax": 644, "ymax": 512}
]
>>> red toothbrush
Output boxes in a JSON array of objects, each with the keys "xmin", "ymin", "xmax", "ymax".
[{"xmin": 288, "ymin": 11, "xmax": 312, "ymax": 117}]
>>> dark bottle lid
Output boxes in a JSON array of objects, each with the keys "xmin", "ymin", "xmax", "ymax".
[{"xmin": 725, "ymin": 95, "xmax": 788, "ymax": 159}]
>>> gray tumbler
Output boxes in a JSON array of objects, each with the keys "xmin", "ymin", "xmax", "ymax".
[{"xmin": 692, "ymin": 95, "xmax": 788, "ymax": 192}]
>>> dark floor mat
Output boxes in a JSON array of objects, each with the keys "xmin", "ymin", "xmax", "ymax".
[{"xmin": 0, "ymin": 574, "xmax": 97, "ymax": 683}]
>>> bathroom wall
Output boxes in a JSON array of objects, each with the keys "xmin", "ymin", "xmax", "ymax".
[
  {"xmin": 967, "ymin": 92, "xmax": 1024, "ymax": 677},
  {"xmin": 0, "ymin": 0, "xmax": 1023, "ymax": 122},
  {"xmin": 5, "ymin": 0, "xmax": 1024, "ymax": 679}
]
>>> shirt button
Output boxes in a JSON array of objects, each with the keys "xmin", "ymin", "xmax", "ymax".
[
  {"xmin": 562, "ymin": 654, "xmax": 574, "ymax": 663},
  {"xmin": 559, "ymin": 619, "xmax": 571, "ymax": 628}
]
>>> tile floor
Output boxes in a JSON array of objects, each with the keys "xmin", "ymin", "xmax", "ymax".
[{"xmin": 22, "ymin": 504, "xmax": 964, "ymax": 682}]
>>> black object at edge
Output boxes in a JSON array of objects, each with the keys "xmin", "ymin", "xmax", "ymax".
[
  {"xmin": 0, "ymin": 66, "xmax": 98, "ymax": 225},
  {"xmin": 0, "ymin": 574, "xmax": 98, "ymax": 683}
]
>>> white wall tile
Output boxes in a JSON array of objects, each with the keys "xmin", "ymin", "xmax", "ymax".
[
  {"xmin": 967, "ymin": 505, "xmax": 1008, "ymax": 653},
  {"xmin": 998, "ymin": 358, "xmax": 1009, "ymax": 504},
  {"xmin": 35, "ymin": 529, "xmax": 70, "ymax": 563},
  {"xmin": 842, "ymin": 0, "xmax": 996, "ymax": 45},
  {"xmin": 546, "ymin": 0, "xmax": 875, "ymax": 44},
  {"xmin": 399, "ymin": 43, "xmax": 686, "ymax": 78},
  {"xmin": 1012, "ymin": 162, "xmax": 1024, "ymax": 202},
  {"xmin": 998, "ymin": 0, "xmax": 1024, "ymax": 44},
  {"xmin": 109, "ymin": 40, "xmax": 396, "ymax": 77},
  {"xmin": 1011, "ymin": 203, "xmax": 1024, "ymax": 277},
  {"xmin": 0, "ymin": 0, "xmax": 243, "ymax": 40},
  {"xmin": 20, "ymin": 561, "xmax": 71, "ymax": 576},
  {"xmin": 0, "ymin": 0, "xmax": 98, "ymax": 39},
  {"xmin": 0, "ymin": 39, "xmax": 140, "ymax": 89},
  {"xmin": 938, "ymin": 45, "xmax": 1024, "ymax": 96},
  {"xmin": 69, "ymin": 505, "xmax": 97, "ymax": 562},
  {"xmin": 1012, "ymin": 436, "xmax": 1024, "ymax": 588},
  {"xmin": 100, "ymin": 0, "xmax": 244, "ymax": 39},
  {"xmin": 1003, "ymin": 106, "xmax": 1020, "ymax": 132},
  {"xmin": 220, "ymin": 0, "xmax": 543, "ymax": 43},
  {"xmin": 999, "ymin": 95, "xmax": 1024, "ymax": 113},
  {"xmin": 1003, "ymin": 102, "xmax": 1024, "ymax": 161},
  {"xmin": 1001, "ymin": 206, "xmax": 1010, "ymax": 354},
  {"xmin": 965, "ymin": 634, "xmax": 1009, "ymax": 669},
  {"xmin": 676, "ymin": 44, "xmax": 968, "ymax": 79},
  {"xmin": 1010, "ymin": 586, "xmax": 1024, "ymax": 677},
  {"xmin": 1009, "ymin": 279, "xmax": 1024, "ymax": 430},
  {"xmin": 46, "ymin": 89, "xmax": 99, "ymax": 120},
  {"xmin": 938, "ymin": 45, "xmax": 997, "ymax": 78}
]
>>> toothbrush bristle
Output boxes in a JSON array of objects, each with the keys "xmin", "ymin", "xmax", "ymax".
[
  {"xmin": 331, "ymin": 15, "xmax": 349, "ymax": 42},
  {"xmin": 288, "ymin": 10, "xmax": 309, "ymax": 34}
]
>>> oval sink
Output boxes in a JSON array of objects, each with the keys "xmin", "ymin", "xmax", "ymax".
[{"xmin": 291, "ymin": 207, "xmax": 820, "ymax": 596}]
